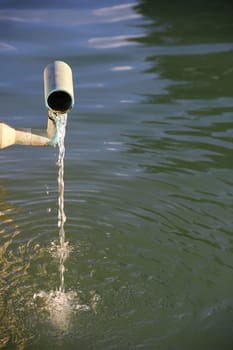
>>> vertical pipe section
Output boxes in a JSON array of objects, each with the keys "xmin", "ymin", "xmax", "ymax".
[{"xmin": 44, "ymin": 61, "xmax": 74, "ymax": 112}]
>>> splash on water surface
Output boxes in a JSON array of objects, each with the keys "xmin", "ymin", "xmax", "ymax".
[
  {"xmin": 49, "ymin": 239, "xmax": 71, "ymax": 261},
  {"xmin": 33, "ymin": 290, "xmax": 90, "ymax": 335}
]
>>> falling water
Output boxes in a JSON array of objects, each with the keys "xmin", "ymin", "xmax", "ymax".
[
  {"xmin": 34, "ymin": 111, "xmax": 90, "ymax": 332},
  {"xmin": 54, "ymin": 111, "xmax": 68, "ymax": 293}
]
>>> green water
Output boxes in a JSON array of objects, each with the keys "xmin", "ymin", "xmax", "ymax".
[{"xmin": 0, "ymin": 1, "xmax": 233, "ymax": 349}]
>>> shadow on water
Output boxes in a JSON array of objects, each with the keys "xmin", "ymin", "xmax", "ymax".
[
  {"xmin": 127, "ymin": 0, "xmax": 233, "ymax": 181},
  {"xmin": 134, "ymin": 0, "xmax": 233, "ymax": 101},
  {"xmin": 118, "ymin": 1, "xmax": 233, "ymax": 349}
]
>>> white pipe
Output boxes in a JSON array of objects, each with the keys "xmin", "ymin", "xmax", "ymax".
[
  {"xmin": 0, "ymin": 122, "xmax": 51, "ymax": 149},
  {"xmin": 0, "ymin": 61, "xmax": 74, "ymax": 149},
  {"xmin": 44, "ymin": 61, "xmax": 74, "ymax": 112}
]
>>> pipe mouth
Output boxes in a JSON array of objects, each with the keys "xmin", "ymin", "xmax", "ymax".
[{"xmin": 47, "ymin": 90, "xmax": 73, "ymax": 112}]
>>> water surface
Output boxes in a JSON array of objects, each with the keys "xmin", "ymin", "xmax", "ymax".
[{"xmin": 0, "ymin": 1, "xmax": 233, "ymax": 349}]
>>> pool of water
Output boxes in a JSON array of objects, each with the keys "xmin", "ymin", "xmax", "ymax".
[{"xmin": 0, "ymin": 1, "xmax": 233, "ymax": 349}]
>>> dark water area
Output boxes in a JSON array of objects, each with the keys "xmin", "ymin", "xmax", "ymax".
[{"xmin": 0, "ymin": 1, "xmax": 233, "ymax": 349}]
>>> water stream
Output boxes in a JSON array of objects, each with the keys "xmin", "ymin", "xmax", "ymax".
[
  {"xmin": 55, "ymin": 111, "xmax": 68, "ymax": 293},
  {"xmin": 34, "ymin": 111, "xmax": 91, "ymax": 331}
]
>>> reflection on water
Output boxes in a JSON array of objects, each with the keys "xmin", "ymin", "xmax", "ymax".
[
  {"xmin": 0, "ymin": 193, "xmax": 38, "ymax": 349},
  {"xmin": 0, "ymin": 193, "xmax": 98, "ymax": 348},
  {"xmin": 0, "ymin": 0, "xmax": 233, "ymax": 349}
]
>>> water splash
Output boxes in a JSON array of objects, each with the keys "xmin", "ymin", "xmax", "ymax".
[{"xmin": 34, "ymin": 290, "xmax": 90, "ymax": 334}]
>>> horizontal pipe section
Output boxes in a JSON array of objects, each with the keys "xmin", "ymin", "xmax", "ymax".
[{"xmin": 0, "ymin": 122, "xmax": 53, "ymax": 149}]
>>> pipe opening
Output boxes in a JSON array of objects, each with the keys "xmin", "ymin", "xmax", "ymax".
[{"xmin": 47, "ymin": 91, "xmax": 72, "ymax": 112}]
